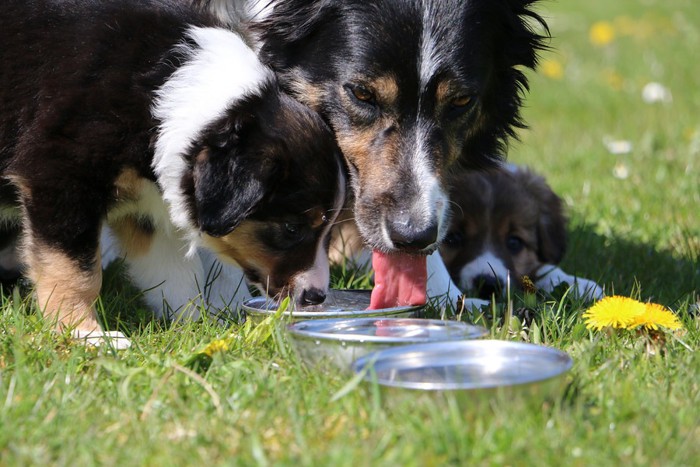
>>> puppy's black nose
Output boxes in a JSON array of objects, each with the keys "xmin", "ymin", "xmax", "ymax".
[
  {"xmin": 388, "ymin": 221, "xmax": 438, "ymax": 251},
  {"xmin": 300, "ymin": 288, "xmax": 326, "ymax": 306},
  {"xmin": 473, "ymin": 274, "xmax": 501, "ymax": 300}
]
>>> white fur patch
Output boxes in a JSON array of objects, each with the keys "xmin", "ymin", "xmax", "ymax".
[
  {"xmin": 426, "ymin": 250, "xmax": 462, "ymax": 305},
  {"xmin": 418, "ymin": 5, "xmax": 442, "ymax": 92},
  {"xmin": 413, "ymin": 121, "xmax": 449, "ymax": 238},
  {"xmin": 71, "ymin": 329, "xmax": 131, "ymax": 350},
  {"xmin": 205, "ymin": 0, "xmax": 275, "ymax": 26},
  {"xmin": 151, "ymin": 26, "xmax": 274, "ymax": 254},
  {"xmin": 458, "ymin": 251, "xmax": 509, "ymax": 292},
  {"xmin": 245, "ymin": 0, "xmax": 275, "ymax": 22}
]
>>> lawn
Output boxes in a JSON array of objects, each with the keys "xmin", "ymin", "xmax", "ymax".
[{"xmin": 1, "ymin": 0, "xmax": 698, "ymax": 465}]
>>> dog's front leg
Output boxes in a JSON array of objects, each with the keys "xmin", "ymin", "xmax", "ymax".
[
  {"xmin": 14, "ymin": 179, "xmax": 130, "ymax": 349},
  {"xmin": 27, "ymin": 239, "xmax": 102, "ymax": 333}
]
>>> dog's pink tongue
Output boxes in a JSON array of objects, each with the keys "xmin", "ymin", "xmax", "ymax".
[{"xmin": 369, "ymin": 250, "xmax": 427, "ymax": 309}]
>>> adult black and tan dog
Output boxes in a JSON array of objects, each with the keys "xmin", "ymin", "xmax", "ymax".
[
  {"xmin": 194, "ymin": 0, "xmax": 549, "ymax": 306},
  {"xmin": 0, "ymin": 0, "xmax": 345, "ymax": 345}
]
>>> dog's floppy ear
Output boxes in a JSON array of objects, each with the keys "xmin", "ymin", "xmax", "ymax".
[
  {"xmin": 192, "ymin": 115, "xmax": 274, "ymax": 237},
  {"xmin": 519, "ymin": 170, "xmax": 568, "ymax": 264}
]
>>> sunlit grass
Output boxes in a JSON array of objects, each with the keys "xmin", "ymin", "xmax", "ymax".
[{"xmin": 1, "ymin": 0, "xmax": 698, "ymax": 465}]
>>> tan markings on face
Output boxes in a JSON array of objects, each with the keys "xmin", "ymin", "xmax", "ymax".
[
  {"xmin": 287, "ymin": 71, "xmax": 326, "ymax": 111},
  {"xmin": 305, "ymin": 207, "xmax": 325, "ymax": 229},
  {"xmin": 440, "ymin": 211, "xmax": 488, "ymax": 278},
  {"xmin": 202, "ymin": 220, "xmax": 275, "ymax": 281},
  {"xmin": 24, "ymin": 240, "xmax": 101, "ymax": 332},
  {"xmin": 371, "ymin": 75, "xmax": 399, "ymax": 106},
  {"xmin": 494, "ymin": 186, "xmax": 542, "ymax": 279},
  {"xmin": 335, "ymin": 120, "xmax": 401, "ymax": 198},
  {"xmin": 328, "ymin": 208, "xmax": 365, "ymax": 265},
  {"xmin": 113, "ymin": 168, "xmax": 144, "ymax": 202},
  {"xmin": 435, "ymin": 80, "xmax": 453, "ymax": 105},
  {"xmin": 110, "ymin": 216, "xmax": 153, "ymax": 257}
]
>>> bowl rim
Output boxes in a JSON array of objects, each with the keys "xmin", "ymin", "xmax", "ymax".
[
  {"xmin": 242, "ymin": 289, "xmax": 422, "ymax": 318},
  {"xmin": 287, "ymin": 317, "xmax": 488, "ymax": 344},
  {"xmin": 352, "ymin": 339, "xmax": 573, "ymax": 390}
]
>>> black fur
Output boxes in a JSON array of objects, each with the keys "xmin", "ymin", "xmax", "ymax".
[{"xmin": 253, "ymin": 0, "xmax": 548, "ymax": 169}]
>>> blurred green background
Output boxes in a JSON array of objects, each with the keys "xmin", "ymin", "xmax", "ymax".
[{"xmin": 512, "ymin": 0, "xmax": 698, "ymax": 305}]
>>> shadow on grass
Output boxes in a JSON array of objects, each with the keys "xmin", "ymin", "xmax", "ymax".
[
  {"xmin": 562, "ymin": 222, "xmax": 698, "ymax": 306},
  {"xmin": 1, "ymin": 223, "xmax": 696, "ymax": 335}
]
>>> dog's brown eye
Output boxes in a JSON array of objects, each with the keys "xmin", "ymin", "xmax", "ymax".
[
  {"xmin": 347, "ymin": 84, "xmax": 376, "ymax": 105},
  {"xmin": 353, "ymin": 86, "xmax": 373, "ymax": 101},
  {"xmin": 451, "ymin": 95, "xmax": 472, "ymax": 108}
]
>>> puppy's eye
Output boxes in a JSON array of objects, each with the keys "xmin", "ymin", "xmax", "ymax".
[
  {"xmin": 284, "ymin": 223, "xmax": 303, "ymax": 239},
  {"xmin": 442, "ymin": 231, "xmax": 465, "ymax": 248},
  {"xmin": 506, "ymin": 235, "xmax": 524, "ymax": 254},
  {"xmin": 346, "ymin": 84, "xmax": 376, "ymax": 106}
]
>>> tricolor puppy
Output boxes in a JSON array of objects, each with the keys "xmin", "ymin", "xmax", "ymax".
[
  {"xmin": 193, "ymin": 0, "xmax": 549, "ymax": 307},
  {"xmin": 0, "ymin": 0, "xmax": 344, "ymax": 345},
  {"xmin": 439, "ymin": 166, "xmax": 604, "ymax": 300}
]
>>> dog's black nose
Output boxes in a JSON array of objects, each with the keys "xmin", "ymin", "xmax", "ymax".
[
  {"xmin": 388, "ymin": 221, "xmax": 438, "ymax": 251},
  {"xmin": 300, "ymin": 288, "xmax": 326, "ymax": 306},
  {"xmin": 473, "ymin": 274, "xmax": 501, "ymax": 300}
]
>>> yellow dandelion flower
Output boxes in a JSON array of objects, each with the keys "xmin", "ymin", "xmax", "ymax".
[
  {"xmin": 601, "ymin": 69, "xmax": 624, "ymax": 91},
  {"xmin": 683, "ymin": 127, "xmax": 697, "ymax": 142},
  {"xmin": 631, "ymin": 303, "xmax": 683, "ymax": 331},
  {"xmin": 589, "ymin": 21, "xmax": 616, "ymax": 47},
  {"xmin": 540, "ymin": 58, "xmax": 564, "ymax": 80},
  {"xmin": 613, "ymin": 16, "xmax": 638, "ymax": 37},
  {"xmin": 202, "ymin": 338, "xmax": 230, "ymax": 357},
  {"xmin": 521, "ymin": 275, "xmax": 537, "ymax": 294},
  {"xmin": 582, "ymin": 296, "xmax": 645, "ymax": 330}
]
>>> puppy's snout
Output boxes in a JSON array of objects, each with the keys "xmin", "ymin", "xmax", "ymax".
[
  {"xmin": 387, "ymin": 214, "xmax": 438, "ymax": 251},
  {"xmin": 300, "ymin": 287, "xmax": 326, "ymax": 306},
  {"xmin": 473, "ymin": 274, "xmax": 502, "ymax": 300}
]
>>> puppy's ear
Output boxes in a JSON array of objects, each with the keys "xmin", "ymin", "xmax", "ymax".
[
  {"xmin": 192, "ymin": 116, "xmax": 274, "ymax": 237},
  {"xmin": 520, "ymin": 170, "xmax": 568, "ymax": 264}
]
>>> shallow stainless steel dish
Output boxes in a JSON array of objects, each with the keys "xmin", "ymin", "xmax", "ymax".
[
  {"xmin": 352, "ymin": 340, "xmax": 573, "ymax": 392},
  {"xmin": 242, "ymin": 289, "xmax": 422, "ymax": 324},
  {"xmin": 287, "ymin": 318, "xmax": 487, "ymax": 370}
]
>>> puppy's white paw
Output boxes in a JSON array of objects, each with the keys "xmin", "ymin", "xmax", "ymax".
[
  {"xmin": 571, "ymin": 277, "xmax": 605, "ymax": 301},
  {"xmin": 459, "ymin": 297, "xmax": 491, "ymax": 310},
  {"xmin": 535, "ymin": 265, "xmax": 604, "ymax": 301},
  {"xmin": 70, "ymin": 329, "xmax": 131, "ymax": 350}
]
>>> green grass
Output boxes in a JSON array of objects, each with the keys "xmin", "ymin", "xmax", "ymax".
[{"xmin": 1, "ymin": 0, "xmax": 699, "ymax": 465}]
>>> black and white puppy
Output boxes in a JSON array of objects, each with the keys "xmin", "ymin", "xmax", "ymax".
[
  {"xmin": 0, "ymin": 0, "xmax": 345, "ymax": 345},
  {"xmin": 193, "ymin": 0, "xmax": 549, "ymax": 306}
]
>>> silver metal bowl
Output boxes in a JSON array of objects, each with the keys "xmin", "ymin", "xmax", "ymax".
[
  {"xmin": 242, "ymin": 289, "xmax": 422, "ymax": 324},
  {"xmin": 352, "ymin": 340, "xmax": 573, "ymax": 393},
  {"xmin": 287, "ymin": 318, "xmax": 488, "ymax": 371}
]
